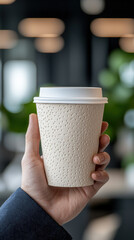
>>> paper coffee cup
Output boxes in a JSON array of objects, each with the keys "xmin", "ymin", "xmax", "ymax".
[{"xmin": 34, "ymin": 87, "xmax": 108, "ymax": 187}]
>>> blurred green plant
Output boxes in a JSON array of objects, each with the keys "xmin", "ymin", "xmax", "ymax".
[
  {"xmin": 99, "ymin": 49, "xmax": 134, "ymax": 142},
  {"xmin": 0, "ymin": 101, "xmax": 36, "ymax": 133},
  {"xmin": 122, "ymin": 153, "xmax": 134, "ymax": 169},
  {"xmin": 0, "ymin": 83, "xmax": 55, "ymax": 133}
]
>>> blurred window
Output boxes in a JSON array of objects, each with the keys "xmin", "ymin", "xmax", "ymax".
[
  {"xmin": 3, "ymin": 60, "xmax": 36, "ymax": 113},
  {"xmin": 120, "ymin": 61, "xmax": 134, "ymax": 88}
]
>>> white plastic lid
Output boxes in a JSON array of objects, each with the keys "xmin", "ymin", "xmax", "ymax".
[{"xmin": 33, "ymin": 87, "xmax": 108, "ymax": 104}]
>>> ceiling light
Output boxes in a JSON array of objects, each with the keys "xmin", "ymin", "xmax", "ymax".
[
  {"xmin": 0, "ymin": 30, "xmax": 18, "ymax": 49},
  {"xmin": 35, "ymin": 37, "xmax": 64, "ymax": 53},
  {"xmin": 90, "ymin": 18, "xmax": 134, "ymax": 37},
  {"xmin": 18, "ymin": 18, "xmax": 65, "ymax": 38},
  {"xmin": 119, "ymin": 36, "xmax": 134, "ymax": 53},
  {"xmin": 80, "ymin": 0, "xmax": 105, "ymax": 15},
  {"xmin": 0, "ymin": 0, "xmax": 15, "ymax": 4}
]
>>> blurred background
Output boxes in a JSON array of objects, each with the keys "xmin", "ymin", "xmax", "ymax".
[{"xmin": 0, "ymin": 0, "xmax": 134, "ymax": 239}]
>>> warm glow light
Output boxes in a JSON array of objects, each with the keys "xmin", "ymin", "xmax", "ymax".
[
  {"xmin": 0, "ymin": 30, "xmax": 18, "ymax": 49},
  {"xmin": 0, "ymin": 0, "xmax": 15, "ymax": 4},
  {"xmin": 18, "ymin": 18, "xmax": 65, "ymax": 37},
  {"xmin": 119, "ymin": 36, "xmax": 134, "ymax": 53},
  {"xmin": 80, "ymin": 0, "xmax": 105, "ymax": 15},
  {"xmin": 121, "ymin": 34, "xmax": 134, "ymax": 38},
  {"xmin": 90, "ymin": 18, "xmax": 134, "ymax": 37},
  {"xmin": 35, "ymin": 37, "xmax": 64, "ymax": 53}
]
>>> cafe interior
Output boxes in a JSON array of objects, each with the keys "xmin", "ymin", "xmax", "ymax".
[{"xmin": 0, "ymin": 0, "xmax": 134, "ymax": 239}]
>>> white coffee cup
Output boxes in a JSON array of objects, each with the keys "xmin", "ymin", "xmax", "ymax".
[{"xmin": 34, "ymin": 87, "xmax": 108, "ymax": 187}]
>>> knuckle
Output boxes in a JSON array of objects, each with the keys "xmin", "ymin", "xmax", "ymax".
[
  {"xmin": 97, "ymin": 152, "xmax": 108, "ymax": 163},
  {"xmin": 25, "ymin": 132, "xmax": 30, "ymax": 142},
  {"xmin": 96, "ymin": 153, "xmax": 104, "ymax": 163},
  {"xmin": 106, "ymin": 152, "xmax": 110, "ymax": 162},
  {"xmin": 21, "ymin": 154, "xmax": 38, "ymax": 168},
  {"xmin": 100, "ymin": 152, "xmax": 106, "ymax": 161},
  {"xmin": 25, "ymin": 131, "xmax": 39, "ymax": 142},
  {"xmin": 105, "ymin": 134, "xmax": 110, "ymax": 142},
  {"xmin": 21, "ymin": 155, "xmax": 26, "ymax": 168},
  {"xmin": 106, "ymin": 175, "xmax": 109, "ymax": 183},
  {"xmin": 104, "ymin": 171, "xmax": 109, "ymax": 182},
  {"xmin": 25, "ymin": 132, "xmax": 29, "ymax": 142},
  {"xmin": 103, "ymin": 152, "xmax": 110, "ymax": 163}
]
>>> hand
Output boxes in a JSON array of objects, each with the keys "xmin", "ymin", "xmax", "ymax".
[{"xmin": 21, "ymin": 114, "xmax": 110, "ymax": 225}]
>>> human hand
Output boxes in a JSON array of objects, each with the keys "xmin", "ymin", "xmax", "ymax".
[{"xmin": 21, "ymin": 114, "xmax": 110, "ymax": 225}]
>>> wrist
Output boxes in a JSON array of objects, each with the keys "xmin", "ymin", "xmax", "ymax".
[{"xmin": 21, "ymin": 186, "xmax": 63, "ymax": 225}]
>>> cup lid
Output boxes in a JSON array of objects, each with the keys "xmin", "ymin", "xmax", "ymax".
[{"xmin": 33, "ymin": 87, "xmax": 108, "ymax": 104}]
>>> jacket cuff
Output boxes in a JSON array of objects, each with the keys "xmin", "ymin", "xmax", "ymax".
[{"xmin": 0, "ymin": 188, "xmax": 72, "ymax": 240}]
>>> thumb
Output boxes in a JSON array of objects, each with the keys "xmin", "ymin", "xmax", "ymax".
[{"xmin": 25, "ymin": 114, "xmax": 40, "ymax": 157}]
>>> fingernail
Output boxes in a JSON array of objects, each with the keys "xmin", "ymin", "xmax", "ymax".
[
  {"xmin": 91, "ymin": 173, "xmax": 96, "ymax": 179},
  {"xmin": 94, "ymin": 156, "xmax": 100, "ymax": 164}
]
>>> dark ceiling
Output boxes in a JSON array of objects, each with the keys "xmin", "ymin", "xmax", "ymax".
[{"xmin": 1, "ymin": 0, "xmax": 134, "ymax": 33}]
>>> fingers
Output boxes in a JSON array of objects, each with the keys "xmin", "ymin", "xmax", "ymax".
[
  {"xmin": 83, "ymin": 170, "xmax": 109, "ymax": 199},
  {"xmin": 82, "ymin": 170, "xmax": 109, "ymax": 200},
  {"xmin": 99, "ymin": 121, "xmax": 110, "ymax": 153},
  {"xmin": 91, "ymin": 170, "xmax": 109, "ymax": 183},
  {"xmin": 91, "ymin": 170, "xmax": 109, "ymax": 192},
  {"xmin": 25, "ymin": 114, "xmax": 40, "ymax": 157},
  {"xmin": 101, "ymin": 121, "xmax": 108, "ymax": 134},
  {"xmin": 99, "ymin": 134, "xmax": 110, "ymax": 152},
  {"xmin": 93, "ymin": 152, "xmax": 110, "ymax": 170},
  {"xmin": 92, "ymin": 181, "xmax": 108, "ymax": 193},
  {"xmin": 91, "ymin": 151, "xmax": 110, "ymax": 193},
  {"xmin": 91, "ymin": 170, "xmax": 109, "ymax": 191}
]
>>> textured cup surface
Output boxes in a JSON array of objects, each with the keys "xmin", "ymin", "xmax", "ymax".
[{"xmin": 36, "ymin": 103, "xmax": 104, "ymax": 187}]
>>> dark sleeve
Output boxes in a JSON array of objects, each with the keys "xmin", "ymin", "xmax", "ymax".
[{"xmin": 0, "ymin": 188, "xmax": 72, "ymax": 240}]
